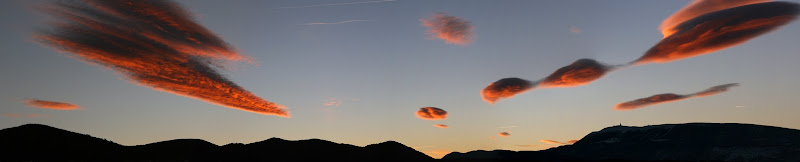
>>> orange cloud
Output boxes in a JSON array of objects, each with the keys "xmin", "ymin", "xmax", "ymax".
[
  {"xmin": 416, "ymin": 107, "xmax": 447, "ymax": 120},
  {"xmin": 539, "ymin": 59, "xmax": 613, "ymax": 88},
  {"xmin": 34, "ymin": 0, "xmax": 288, "ymax": 117},
  {"xmin": 659, "ymin": 0, "xmax": 771, "ymax": 37},
  {"xmin": 567, "ymin": 139, "xmax": 579, "ymax": 144},
  {"xmin": 22, "ymin": 99, "xmax": 80, "ymax": 110},
  {"xmin": 498, "ymin": 132, "xmax": 510, "ymax": 137},
  {"xmin": 489, "ymin": 136, "xmax": 496, "ymax": 139},
  {"xmin": 433, "ymin": 124, "xmax": 448, "ymax": 129},
  {"xmin": 634, "ymin": 2, "xmax": 799, "ymax": 65},
  {"xmin": 480, "ymin": 78, "xmax": 535, "ymax": 104},
  {"xmin": 540, "ymin": 139, "xmax": 567, "ymax": 145},
  {"xmin": 422, "ymin": 13, "xmax": 474, "ymax": 45},
  {"xmin": 615, "ymin": 83, "xmax": 739, "ymax": 110}
]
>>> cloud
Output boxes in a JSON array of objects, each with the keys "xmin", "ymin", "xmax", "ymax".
[
  {"xmin": 614, "ymin": 83, "xmax": 740, "ymax": 110},
  {"xmin": 567, "ymin": 140, "xmax": 579, "ymax": 144},
  {"xmin": 489, "ymin": 136, "xmax": 496, "ymax": 139},
  {"xmin": 433, "ymin": 124, "xmax": 448, "ymax": 129},
  {"xmin": 634, "ymin": 2, "xmax": 799, "ymax": 65},
  {"xmin": 659, "ymin": 0, "xmax": 772, "ymax": 37},
  {"xmin": 692, "ymin": 83, "xmax": 739, "ymax": 97},
  {"xmin": 539, "ymin": 59, "xmax": 616, "ymax": 88},
  {"xmin": 323, "ymin": 97, "xmax": 342, "ymax": 107},
  {"xmin": 498, "ymin": 132, "xmax": 510, "ymax": 137},
  {"xmin": 481, "ymin": 59, "xmax": 623, "ymax": 104},
  {"xmin": 274, "ymin": 0, "xmax": 395, "ymax": 9},
  {"xmin": 416, "ymin": 107, "xmax": 447, "ymax": 120},
  {"xmin": 22, "ymin": 99, "xmax": 80, "ymax": 110},
  {"xmin": 303, "ymin": 20, "xmax": 372, "ymax": 25},
  {"xmin": 569, "ymin": 26, "xmax": 581, "ymax": 34},
  {"xmin": 422, "ymin": 13, "xmax": 474, "ymax": 45},
  {"xmin": 481, "ymin": 78, "xmax": 536, "ymax": 104},
  {"xmin": 540, "ymin": 139, "xmax": 567, "ymax": 145},
  {"xmin": 34, "ymin": 0, "xmax": 289, "ymax": 117},
  {"xmin": 2, "ymin": 113, "xmax": 49, "ymax": 118}
]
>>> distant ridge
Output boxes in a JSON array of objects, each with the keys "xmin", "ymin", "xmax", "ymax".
[
  {"xmin": 444, "ymin": 123, "xmax": 800, "ymax": 162},
  {"xmin": 0, "ymin": 124, "xmax": 433, "ymax": 161}
]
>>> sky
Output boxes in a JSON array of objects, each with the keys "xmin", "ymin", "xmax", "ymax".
[{"xmin": 2, "ymin": 0, "xmax": 800, "ymax": 159}]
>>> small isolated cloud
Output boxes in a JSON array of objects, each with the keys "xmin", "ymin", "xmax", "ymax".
[
  {"xmin": 303, "ymin": 20, "xmax": 372, "ymax": 25},
  {"xmin": 2, "ymin": 113, "xmax": 49, "ymax": 118},
  {"xmin": 34, "ymin": 0, "xmax": 289, "ymax": 117},
  {"xmin": 736, "ymin": 105, "xmax": 746, "ymax": 108},
  {"xmin": 498, "ymin": 132, "xmax": 511, "ymax": 137},
  {"xmin": 634, "ymin": 2, "xmax": 799, "ymax": 65},
  {"xmin": 569, "ymin": 26, "xmax": 581, "ymax": 34},
  {"xmin": 614, "ymin": 83, "xmax": 740, "ymax": 110},
  {"xmin": 422, "ymin": 13, "xmax": 474, "ymax": 45},
  {"xmin": 433, "ymin": 124, "xmax": 448, "ymax": 129},
  {"xmin": 22, "ymin": 99, "xmax": 80, "ymax": 110},
  {"xmin": 489, "ymin": 136, "xmax": 497, "ymax": 139},
  {"xmin": 416, "ymin": 107, "xmax": 448, "ymax": 120},
  {"xmin": 540, "ymin": 139, "xmax": 567, "ymax": 145},
  {"xmin": 481, "ymin": 78, "xmax": 536, "ymax": 104},
  {"xmin": 323, "ymin": 97, "xmax": 342, "ymax": 107}
]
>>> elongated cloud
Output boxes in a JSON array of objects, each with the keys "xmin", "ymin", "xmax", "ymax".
[
  {"xmin": 659, "ymin": 0, "xmax": 771, "ymax": 37},
  {"xmin": 481, "ymin": 59, "xmax": 621, "ymax": 104},
  {"xmin": 34, "ymin": 0, "xmax": 289, "ymax": 117},
  {"xmin": 567, "ymin": 140, "xmax": 579, "ymax": 144},
  {"xmin": 540, "ymin": 139, "xmax": 567, "ymax": 145},
  {"xmin": 303, "ymin": 20, "xmax": 371, "ymax": 25},
  {"xmin": 634, "ymin": 2, "xmax": 799, "ymax": 65},
  {"xmin": 614, "ymin": 83, "xmax": 739, "ymax": 110},
  {"xmin": 481, "ymin": 78, "xmax": 535, "ymax": 104},
  {"xmin": 416, "ymin": 107, "xmax": 447, "ymax": 120},
  {"xmin": 433, "ymin": 124, "xmax": 448, "ymax": 129},
  {"xmin": 422, "ymin": 13, "xmax": 474, "ymax": 45},
  {"xmin": 498, "ymin": 132, "xmax": 510, "ymax": 137},
  {"xmin": 22, "ymin": 99, "xmax": 80, "ymax": 110}
]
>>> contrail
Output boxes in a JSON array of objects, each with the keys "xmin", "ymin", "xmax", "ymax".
[
  {"xmin": 303, "ymin": 20, "xmax": 372, "ymax": 25},
  {"xmin": 274, "ymin": 0, "xmax": 395, "ymax": 9}
]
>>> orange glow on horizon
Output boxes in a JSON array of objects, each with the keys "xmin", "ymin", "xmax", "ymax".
[{"xmin": 540, "ymin": 139, "xmax": 567, "ymax": 145}]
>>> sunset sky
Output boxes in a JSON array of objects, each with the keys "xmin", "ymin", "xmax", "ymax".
[{"xmin": 2, "ymin": 0, "xmax": 800, "ymax": 159}]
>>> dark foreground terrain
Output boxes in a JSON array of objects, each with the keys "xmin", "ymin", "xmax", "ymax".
[{"xmin": 2, "ymin": 123, "xmax": 799, "ymax": 161}]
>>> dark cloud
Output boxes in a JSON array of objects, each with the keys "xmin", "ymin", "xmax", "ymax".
[
  {"xmin": 481, "ymin": 78, "xmax": 536, "ymax": 104},
  {"xmin": 34, "ymin": 0, "xmax": 288, "ymax": 117},
  {"xmin": 539, "ymin": 59, "xmax": 613, "ymax": 88},
  {"xmin": 615, "ymin": 83, "xmax": 740, "ymax": 110},
  {"xmin": 634, "ymin": 2, "xmax": 799, "ymax": 65},
  {"xmin": 498, "ymin": 132, "xmax": 510, "ymax": 137},
  {"xmin": 22, "ymin": 99, "xmax": 80, "ymax": 110},
  {"xmin": 416, "ymin": 107, "xmax": 447, "ymax": 120},
  {"xmin": 422, "ymin": 13, "xmax": 474, "ymax": 45}
]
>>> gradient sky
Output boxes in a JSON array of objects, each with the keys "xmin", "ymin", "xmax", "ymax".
[{"xmin": 2, "ymin": 0, "xmax": 800, "ymax": 159}]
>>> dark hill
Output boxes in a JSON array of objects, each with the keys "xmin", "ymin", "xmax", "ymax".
[
  {"xmin": 0, "ymin": 124, "xmax": 432, "ymax": 161},
  {"xmin": 443, "ymin": 123, "xmax": 800, "ymax": 162}
]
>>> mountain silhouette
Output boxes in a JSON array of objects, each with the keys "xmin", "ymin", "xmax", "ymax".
[
  {"xmin": 444, "ymin": 123, "xmax": 800, "ymax": 162},
  {"xmin": 0, "ymin": 124, "xmax": 433, "ymax": 161}
]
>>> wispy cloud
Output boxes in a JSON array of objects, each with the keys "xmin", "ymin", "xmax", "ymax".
[
  {"xmin": 323, "ymin": 97, "xmax": 342, "ymax": 107},
  {"xmin": 22, "ymin": 99, "xmax": 80, "ymax": 110},
  {"xmin": 540, "ymin": 139, "xmax": 567, "ymax": 145},
  {"xmin": 34, "ymin": 0, "xmax": 289, "ymax": 117},
  {"xmin": 274, "ymin": 0, "xmax": 395, "ymax": 9},
  {"xmin": 303, "ymin": 20, "xmax": 372, "ymax": 25},
  {"xmin": 433, "ymin": 124, "xmax": 448, "ymax": 129},
  {"xmin": 614, "ymin": 83, "xmax": 740, "ymax": 110}
]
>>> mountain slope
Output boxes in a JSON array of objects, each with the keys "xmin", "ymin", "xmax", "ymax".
[
  {"xmin": 443, "ymin": 123, "xmax": 800, "ymax": 161},
  {"xmin": 0, "ymin": 124, "xmax": 433, "ymax": 160}
]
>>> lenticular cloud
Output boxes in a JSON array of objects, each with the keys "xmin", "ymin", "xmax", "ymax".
[
  {"xmin": 614, "ymin": 83, "xmax": 739, "ymax": 110},
  {"xmin": 22, "ymin": 99, "xmax": 80, "ymax": 110},
  {"xmin": 416, "ymin": 107, "xmax": 448, "ymax": 120},
  {"xmin": 34, "ymin": 0, "xmax": 289, "ymax": 117},
  {"xmin": 422, "ymin": 13, "xmax": 474, "ymax": 45}
]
